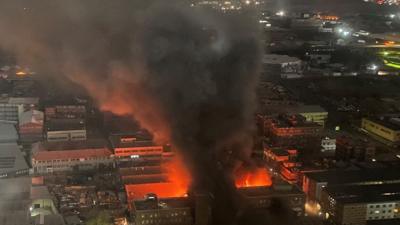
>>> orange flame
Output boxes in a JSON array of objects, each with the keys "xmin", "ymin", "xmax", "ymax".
[
  {"xmin": 235, "ymin": 167, "xmax": 272, "ymax": 188},
  {"xmin": 125, "ymin": 157, "xmax": 191, "ymax": 201}
]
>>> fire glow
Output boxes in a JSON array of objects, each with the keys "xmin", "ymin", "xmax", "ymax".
[
  {"xmin": 125, "ymin": 158, "xmax": 191, "ymax": 201},
  {"xmin": 235, "ymin": 167, "xmax": 272, "ymax": 188}
]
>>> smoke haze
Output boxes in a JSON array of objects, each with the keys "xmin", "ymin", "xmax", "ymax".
[{"xmin": 0, "ymin": 1, "xmax": 261, "ymax": 224}]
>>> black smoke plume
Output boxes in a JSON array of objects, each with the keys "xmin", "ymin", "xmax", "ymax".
[{"xmin": 0, "ymin": 1, "xmax": 261, "ymax": 224}]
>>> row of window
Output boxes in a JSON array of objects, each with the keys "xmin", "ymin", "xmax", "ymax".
[
  {"xmin": 369, "ymin": 203, "xmax": 398, "ymax": 208},
  {"xmin": 368, "ymin": 214, "xmax": 399, "ymax": 220},
  {"xmin": 35, "ymin": 157, "xmax": 110, "ymax": 164}
]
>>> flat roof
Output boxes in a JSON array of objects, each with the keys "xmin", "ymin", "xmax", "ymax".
[
  {"xmin": 325, "ymin": 183, "xmax": 400, "ymax": 204},
  {"xmin": 238, "ymin": 184, "xmax": 304, "ymax": 198},
  {"xmin": 30, "ymin": 185, "xmax": 51, "ymax": 200},
  {"xmin": 305, "ymin": 168, "xmax": 400, "ymax": 185},
  {"xmin": 263, "ymin": 54, "xmax": 301, "ymax": 65},
  {"xmin": 0, "ymin": 142, "xmax": 29, "ymax": 174},
  {"xmin": 46, "ymin": 119, "xmax": 85, "ymax": 131},
  {"xmin": 292, "ymin": 105, "xmax": 327, "ymax": 114}
]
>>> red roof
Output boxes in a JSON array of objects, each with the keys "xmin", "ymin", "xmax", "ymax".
[{"xmin": 33, "ymin": 148, "xmax": 112, "ymax": 161}]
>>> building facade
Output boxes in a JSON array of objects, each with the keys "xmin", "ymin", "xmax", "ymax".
[
  {"xmin": 361, "ymin": 117, "xmax": 400, "ymax": 143},
  {"xmin": 132, "ymin": 197, "xmax": 193, "ymax": 225},
  {"xmin": 31, "ymin": 142, "xmax": 113, "ymax": 174}
]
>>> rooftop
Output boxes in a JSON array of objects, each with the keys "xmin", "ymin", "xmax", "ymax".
[
  {"xmin": 364, "ymin": 117, "xmax": 400, "ymax": 131},
  {"xmin": 263, "ymin": 54, "xmax": 301, "ymax": 65},
  {"xmin": 267, "ymin": 114, "xmax": 322, "ymax": 128},
  {"xmin": 238, "ymin": 183, "xmax": 304, "ymax": 197},
  {"xmin": 0, "ymin": 123, "xmax": 18, "ymax": 142},
  {"xmin": 325, "ymin": 183, "xmax": 400, "ymax": 204},
  {"xmin": 30, "ymin": 185, "xmax": 52, "ymax": 200},
  {"xmin": 32, "ymin": 147, "xmax": 112, "ymax": 161},
  {"xmin": 292, "ymin": 105, "xmax": 327, "ymax": 114},
  {"xmin": 0, "ymin": 97, "xmax": 39, "ymax": 105},
  {"xmin": 46, "ymin": 119, "xmax": 86, "ymax": 131},
  {"xmin": 0, "ymin": 177, "xmax": 31, "ymax": 225},
  {"xmin": 305, "ymin": 168, "xmax": 400, "ymax": 185},
  {"xmin": 0, "ymin": 142, "xmax": 29, "ymax": 174}
]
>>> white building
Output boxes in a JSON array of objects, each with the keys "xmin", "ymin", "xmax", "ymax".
[{"xmin": 321, "ymin": 137, "xmax": 336, "ymax": 153}]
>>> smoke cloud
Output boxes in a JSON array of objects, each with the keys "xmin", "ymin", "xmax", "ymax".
[{"xmin": 0, "ymin": 1, "xmax": 261, "ymax": 224}]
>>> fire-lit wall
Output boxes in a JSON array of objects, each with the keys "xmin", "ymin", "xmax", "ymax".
[{"xmin": 114, "ymin": 146, "xmax": 164, "ymax": 157}]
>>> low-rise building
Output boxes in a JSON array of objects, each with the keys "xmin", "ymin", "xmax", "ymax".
[
  {"xmin": 110, "ymin": 134, "xmax": 164, "ymax": 161},
  {"xmin": 291, "ymin": 105, "xmax": 328, "ymax": 127},
  {"xmin": 238, "ymin": 181, "xmax": 305, "ymax": 216},
  {"xmin": 361, "ymin": 117, "xmax": 400, "ymax": 145},
  {"xmin": 131, "ymin": 196, "xmax": 193, "ymax": 225},
  {"xmin": 44, "ymin": 105, "xmax": 87, "ymax": 142},
  {"xmin": 31, "ymin": 140, "xmax": 113, "ymax": 174},
  {"xmin": 45, "ymin": 119, "xmax": 86, "ymax": 142},
  {"xmin": 262, "ymin": 114, "xmax": 323, "ymax": 147}
]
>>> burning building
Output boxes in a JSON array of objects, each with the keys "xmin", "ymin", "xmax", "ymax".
[{"xmin": 235, "ymin": 167, "xmax": 272, "ymax": 188}]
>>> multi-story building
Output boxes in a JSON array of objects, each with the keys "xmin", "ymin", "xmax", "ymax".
[
  {"xmin": 45, "ymin": 119, "xmax": 86, "ymax": 142},
  {"xmin": 18, "ymin": 110, "xmax": 44, "ymax": 142},
  {"xmin": 361, "ymin": 117, "xmax": 400, "ymax": 145},
  {"xmin": 31, "ymin": 140, "xmax": 113, "ymax": 174},
  {"xmin": 0, "ymin": 97, "xmax": 38, "ymax": 123},
  {"xmin": 238, "ymin": 181, "xmax": 305, "ymax": 216},
  {"xmin": 264, "ymin": 147, "xmax": 300, "ymax": 183},
  {"xmin": 110, "ymin": 134, "xmax": 165, "ymax": 161},
  {"xmin": 320, "ymin": 183, "xmax": 400, "ymax": 225},
  {"xmin": 262, "ymin": 114, "xmax": 322, "ymax": 147},
  {"xmin": 131, "ymin": 196, "xmax": 193, "ymax": 225},
  {"xmin": 44, "ymin": 105, "xmax": 87, "ymax": 142},
  {"xmin": 335, "ymin": 135, "xmax": 375, "ymax": 162},
  {"xmin": 303, "ymin": 169, "xmax": 400, "ymax": 203}
]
